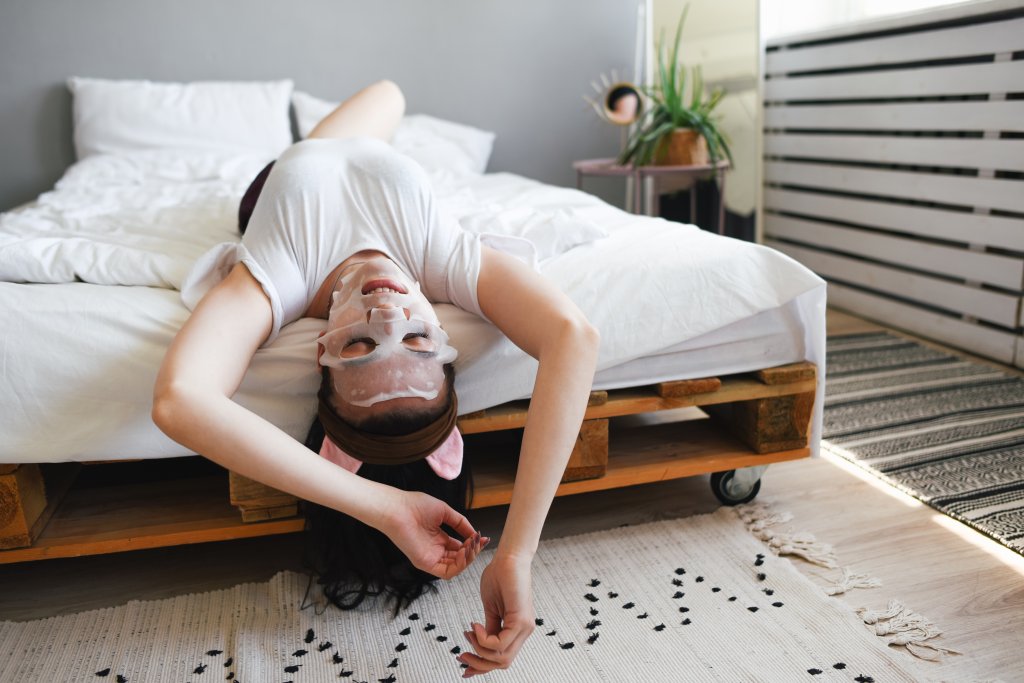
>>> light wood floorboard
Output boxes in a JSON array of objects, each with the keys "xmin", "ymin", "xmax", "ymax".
[{"xmin": 0, "ymin": 307, "xmax": 1020, "ymax": 681}]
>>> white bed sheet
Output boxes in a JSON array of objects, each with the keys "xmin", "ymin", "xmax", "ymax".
[
  {"xmin": 0, "ymin": 151, "xmax": 826, "ymax": 463},
  {"xmin": 0, "ymin": 282, "xmax": 822, "ymax": 463}
]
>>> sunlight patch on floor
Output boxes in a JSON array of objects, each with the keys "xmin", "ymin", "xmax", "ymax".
[
  {"xmin": 818, "ymin": 443, "xmax": 923, "ymax": 509},
  {"xmin": 929, "ymin": 514, "xmax": 1024, "ymax": 577}
]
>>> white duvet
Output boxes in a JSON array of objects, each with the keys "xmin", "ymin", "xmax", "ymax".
[{"xmin": 0, "ymin": 150, "xmax": 826, "ymax": 463}]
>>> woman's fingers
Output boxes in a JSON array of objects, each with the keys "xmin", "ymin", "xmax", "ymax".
[{"xmin": 442, "ymin": 505, "xmax": 477, "ymax": 541}]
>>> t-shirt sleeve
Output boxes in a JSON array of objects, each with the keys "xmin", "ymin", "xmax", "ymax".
[{"xmin": 238, "ymin": 155, "xmax": 320, "ymax": 345}]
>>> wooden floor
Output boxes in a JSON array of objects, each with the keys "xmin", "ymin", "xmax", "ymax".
[{"xmin": 1, "ymin": 308, "xmax": 1021, "ymax": 681}]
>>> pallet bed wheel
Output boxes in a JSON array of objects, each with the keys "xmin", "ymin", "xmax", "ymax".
[{"xmin": 710, "ymin": 465, "xmax": 766, "ymax": 506}]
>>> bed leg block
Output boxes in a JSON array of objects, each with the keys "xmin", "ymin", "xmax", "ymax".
[
  {"xmin": 228, "ymin": 472, "xmax": 299, "ymax": 522},
  {"xmin": 561, "ymin": 419, "xmax": 609, "ymax": 482},
  {"xmin": 0, "ymin": 465, "xmax": 47, "ymax": 549},
  {"xmin": 704, "ymin": 391, "xmax": 815, "ymax": 454}
]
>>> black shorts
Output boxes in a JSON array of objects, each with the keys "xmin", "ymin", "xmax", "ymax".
[{"xmin": 237, "ymin": 161, "xmax": 276, "ymax": 235}]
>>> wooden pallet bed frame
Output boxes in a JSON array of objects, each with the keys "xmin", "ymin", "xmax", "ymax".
[{"xmin": 0, "ymin": 361, "xmax": 816, "ymax": 564}]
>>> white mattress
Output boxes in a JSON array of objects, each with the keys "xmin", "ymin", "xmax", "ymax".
[{"xmin": 0, "ymin": 149, "xmax": 826, "ymax": 463}]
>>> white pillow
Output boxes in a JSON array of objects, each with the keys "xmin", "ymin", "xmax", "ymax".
[
  {"xmin": 292, "ymin": 90, "xmax": 496, "ymax": 175},
  {"xmin": 68, "ymin": 77, "xmax": 294, "ymax": 160}
]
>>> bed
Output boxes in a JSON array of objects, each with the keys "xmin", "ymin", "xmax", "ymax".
[{"xmin": 0, "ymin": 79, "xmax": 826, "ymax": 559}]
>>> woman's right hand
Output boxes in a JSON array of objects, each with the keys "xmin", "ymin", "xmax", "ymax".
[{"xmin": 381, "ymin": 489, "xmax": 489, "ymax": 580}]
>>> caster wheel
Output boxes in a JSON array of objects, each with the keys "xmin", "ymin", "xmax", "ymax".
[{"xmin": 710, "ymin": 470, "xmax": 761, "ymax": 506}]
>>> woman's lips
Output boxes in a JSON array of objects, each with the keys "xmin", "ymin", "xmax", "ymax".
[{"xmin": 361, "ymin": 279, "xmax": 408, "ymax": 295}]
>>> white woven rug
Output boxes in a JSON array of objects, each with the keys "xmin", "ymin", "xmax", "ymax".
[{"xmin": 1, "ymin": 506, "xmax": 938, "ymax": 682}]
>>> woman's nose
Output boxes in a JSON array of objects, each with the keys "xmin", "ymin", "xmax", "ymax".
[{"xmin": 367, "ymin": 306, "xmax": 411, "ymax": 322}]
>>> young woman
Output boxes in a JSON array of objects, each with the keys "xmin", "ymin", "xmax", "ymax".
[{"xmin": 153, "ymin": 80, "xmax": 599, "ymax": 677}]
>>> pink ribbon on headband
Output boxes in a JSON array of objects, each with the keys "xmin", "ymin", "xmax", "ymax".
[{"xmin": 318, "ymin": 428, "xmax": 464, "ymax": 480}]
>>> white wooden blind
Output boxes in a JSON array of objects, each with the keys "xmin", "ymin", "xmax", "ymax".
[{"xmin": 762, "ymin": 4, "xmax": 1024, "ymax": 367}]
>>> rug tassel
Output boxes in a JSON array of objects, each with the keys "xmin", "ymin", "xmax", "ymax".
[
  {"xmin": 826, "ymin": 568, "xmax": 883, "ymax": 596},
  {"xmin": 735, "ymin": 504, "xmax": 838, "ymax": 569},
  {"xmin": 856, "ymin": 600, "xmax": 961, "ymax": 661}
]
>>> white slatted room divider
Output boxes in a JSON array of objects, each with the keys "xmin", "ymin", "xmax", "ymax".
[{"xmin": 762, "ymin": 3, "xmax": 1024, "ymax": 367}]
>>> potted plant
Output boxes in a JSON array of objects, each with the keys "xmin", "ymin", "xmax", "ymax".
[{"xmin": 617, "ymin": 10, "xmax": 732, "ymax": 168}]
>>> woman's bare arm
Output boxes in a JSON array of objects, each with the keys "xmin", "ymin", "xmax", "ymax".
[
  {"xmin": 152, "ymin": 263, "xmax": 399, "ymax": 527},
  {"xmin": 308, "ymin": 79, "xmax": 406, "ymax": 142},
  {"xmin": 476, "ymin": 246, "xmax": 601, "ymax": 560}
]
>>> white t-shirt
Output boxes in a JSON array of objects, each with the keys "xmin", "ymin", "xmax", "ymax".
[{"xmin": 181, "ymin": 137, "xmax": 486, "ymax": 344}]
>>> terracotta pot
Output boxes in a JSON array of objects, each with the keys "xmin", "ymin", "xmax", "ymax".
[{"xmin": 654, "ymin": 129, "xmax": 709, "ymax": 166}]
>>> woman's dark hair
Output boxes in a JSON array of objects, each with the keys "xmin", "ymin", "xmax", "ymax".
[{"xmin": 301, "ymin": 363, "xmax": 472, "ymax": 617}]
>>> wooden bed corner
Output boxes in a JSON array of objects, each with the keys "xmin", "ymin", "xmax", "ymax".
[{"xmin": 0, "ymin": 362, "xmax": 816, "ymax": 563}]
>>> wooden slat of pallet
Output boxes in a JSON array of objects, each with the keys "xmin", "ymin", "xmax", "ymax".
[
  {"xmin": 457, "ymin": 373, "xmax": 816, "ymax": 434},
  {"xmin": 562, "ymin": 419, "xmax": 609, "ymax": 482},
  {"xmin": 0, "ymin": 418, "xmax": 809, "ymax": 563},
  {"xmin": 469, "ymin": 419, "xmax": 808, "ymax": 508},
  {"xmin": 0, "ymin": 465, "xmax": 47, "ymax": 549},
  {"xmin": 0, "ymin": 474, "xmax": 303, "ymax": 563}
]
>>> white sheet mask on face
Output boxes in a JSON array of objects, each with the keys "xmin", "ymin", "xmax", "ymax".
[{"xmin": 318, "ymin": 278, "xmax": 458, "ymax": 407}]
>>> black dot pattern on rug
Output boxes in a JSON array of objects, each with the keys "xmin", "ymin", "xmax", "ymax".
[
  {"xmin": 773, "ymin": 602, "xmax": 784, "ymax": 607},
  {"xmin": 763, "ymin": 588, "xmax": 775, "ymax": 596},
  {"xmin": 589, "ymin": 578, "xmax": 601, "ymax": 587},
  {"xmin": 424, "ymin": 623, "xmax": 436, "ymax": 632},
  {"xmin": 318, "ymin": 641, "xmax": 332, "ymax": 652},
  {"xmin": 339, "ymin": 669, "xmax": 353, "ymax": 677},
  {"xmin": 399, "ymin": 626, "xmax": 411, "ymax": 636},
  {"xmin": 679, "ymin": 606, "xmax": 689, "ymax": 613},
  {"xmin": 95, "ymin": 669, "xmax": 111, "ymax": 678},
  {"xmin": 436, "ymin": 635, "xmax": 447, "ymax": 642},
  {"xmin": 622, "ymin": 602, "xmax": 635, "ymax": 609},
  {"xmin": 192, "ymin": 664, "xmax": 207, "ymax": 674},
  {"xmin": 757, "ymin": 573, "xmax": 767, "ymax": 581},
  {"xmin": 608, "ymin": 591, "xmax": 619, "ymax": 598},
  {"xmin": 695, "ymin": 576, "xmax": 704, "ymax": 582},
  {"xmin": 833, "ymin": 663, "xmax": 846, "ymax": 670},
  {"xmin": 728, "ymin": 596, "xmax": 737, "ymax": 602},
  {"xmin": 386, "ymin": 658, "xmax": 398, "ymax": 668},
  {"xmin": 807, "ymin": 668, "xmax": 823, "ymax": 675},
  {"xmin": 712, "ymin": 587, "xmax": 721, "ymax": 593},
  {"xmin": 224, "ymin": 656, "xmax": 233, "ymax": 667},
  {"xmin": 854, "ymin": 676, "xmax": 875, "ymax": 683},
  {"xmin": 304, "ymin": 629, "xmax": 315, "ymax": 644},
  {"xmin": 560, "ymin": 642, "xmax": 575, "ymax": 650},
  {"xmin": 748, "ymin": 606, "xmax": 759, "ymax": 613},
  {"xmin": 450, "ymin": 646, "xmax": 461, "ymax": 655},
  {"xmin": 587, "ymin": 632, "xmax": 600, "ymax": 645},
  {"xmin": 291, "ymin": 649, "xmax": 307, "ymax": 657},
  {"xmin": 284, "ymin": 664, "xmax": 301, "ymax": 673},
  {"xmin": 408, "ymin": 613, "xmax": 419, "ymax": 621},
  {"xmin": 586, "ymin": 619, "xmax": 601, "ymax": 630},
  {"xmin": 585, "ymin": 593, "xmax": 599, "ymax": 602},
  {"xmin": 654, "ymin": 624, "xmax": 666, "ymax": 631},
  {"xmin": 116, "ymin": 676, "xmax": 127, "ymax": 683},
  {"xmin": 535, "ymin": 618, "xmax": 544, "ymax": 626},
  {"xmin": 675, "ymin": 568, "xmax": 686, "ymax": 575},
  {"xmin": 378, "ymin": 673, "xmax": 396, "ymax": 683},
  {"xmin": 333, "ymin": 653, "xmax": 344, "ymax": 664},
  {"xmin": 673, "ymin": 591, "xmax": 684, "ymax": 599},
  {"xmin": 546, "ymin": 630, "xmax": 557, "ymax": 636},
  {"xmin": 681, "ymin": 618, "xmax": 691, "ymax": 625},
  {"xmin": 637, "ymin": 612, "xmax": 648, "ymax": 619},
  {"xmin": 590, "ymin": 607, "xmax": 599, "ymax": 616},
  {"xmin": 395, "ymin": 642, "xmax": 407, "ymax": 652},
  {"xmin": 672, "ymin": 578, "xmax": 683, "ymax": 587}
]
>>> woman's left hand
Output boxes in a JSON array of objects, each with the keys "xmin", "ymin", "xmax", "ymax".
[
  {"xmin": 381, "ymin": 489, "xmax": 489, "ymax": 580},
  {"xmin": 459, "ymin": 554, "xmax": 536, "ymax": 677}
]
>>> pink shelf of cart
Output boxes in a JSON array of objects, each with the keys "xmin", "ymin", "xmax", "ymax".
[{"xmin": 572, "ymin": 158, "xmax": 729, "ymax": 177}]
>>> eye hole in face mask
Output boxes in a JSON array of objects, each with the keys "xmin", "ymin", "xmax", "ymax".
[{"xmin": 338, "ymin": 331, "xmax": 437, "ymax": 359}]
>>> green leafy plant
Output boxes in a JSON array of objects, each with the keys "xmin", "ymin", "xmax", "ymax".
[{"xmin": 617, "ymin": 9, "xmax": 733, "ymax": 167}]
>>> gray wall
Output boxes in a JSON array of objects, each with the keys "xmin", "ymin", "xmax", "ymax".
[{"xmin": 0, "ymin": 0, "xmax": 636, "ymax": 210}]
